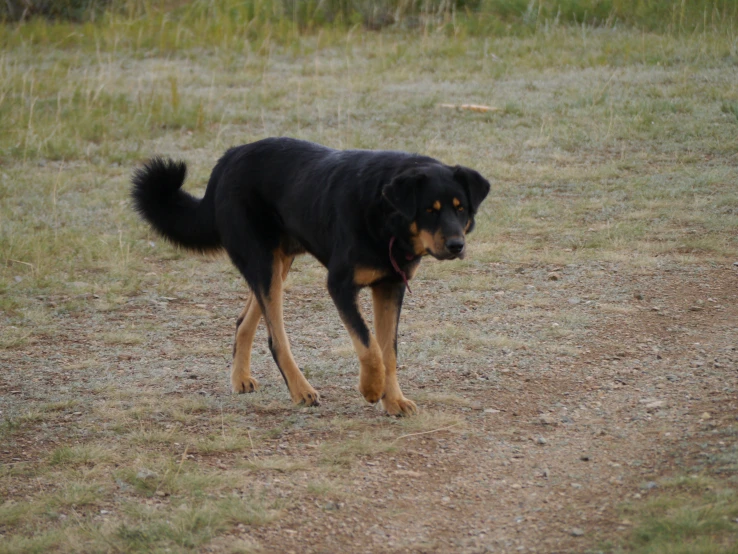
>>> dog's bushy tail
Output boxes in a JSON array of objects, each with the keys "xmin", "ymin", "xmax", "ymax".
[{"xmin": 131, "ymin": 157, "xmax": 220, "ymax": 251}]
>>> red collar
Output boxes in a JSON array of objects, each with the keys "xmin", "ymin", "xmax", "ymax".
[{"xmin": 389, "ymin": 236, "xmax": 413, "ymax": 293}]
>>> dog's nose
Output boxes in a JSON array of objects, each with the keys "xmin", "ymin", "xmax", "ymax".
[{"xmin": 446, "ymin": 237, "xmax": 465, "ymax": 255}]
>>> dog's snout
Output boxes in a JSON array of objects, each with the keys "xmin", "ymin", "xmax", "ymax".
[{"xmin": 446, "ymin": 237, "xmax": 465, "ymax": 255}]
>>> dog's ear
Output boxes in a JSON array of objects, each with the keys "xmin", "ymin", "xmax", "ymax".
[
  {"xmin": 453, "ymin": 165, "xmax": 490, "ymax": 214},
  {"xmin": 382, "ymin": 169, "xmax": 423, "ymax": 220}
]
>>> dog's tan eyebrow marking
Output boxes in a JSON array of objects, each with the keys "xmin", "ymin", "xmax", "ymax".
[
  {"xmin": 453, "ymin": 198, "xmax": 460, "ymax": 207},
  {"xmin": 432, "ymin": 200, "xmax": 441, "ymax": 211}
]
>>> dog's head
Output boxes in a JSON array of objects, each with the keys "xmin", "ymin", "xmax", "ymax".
[{"xmin": 383, "ymin": 164, "xmax": 490, "ymax": 260}]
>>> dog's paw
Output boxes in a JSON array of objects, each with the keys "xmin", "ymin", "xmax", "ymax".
[
  {"xmin": 382, "ymin": 395, "xmax": 418, "ymax": 417},
  {"xmin": 291, "ymin": 386, "xmax": 320, "ymax": 407},
  {"xmin": 231, "ymin": 375, "xmax": 259, "ymax": 394},
  {"xmin": 359, "ymin": 377, "xmax": 385, "ymax": 404}
]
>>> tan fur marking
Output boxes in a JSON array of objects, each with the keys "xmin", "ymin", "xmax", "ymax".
[
  {"xmin": 231, "ymin": 294, "xmax": 262, "ymax": 394},
  {"xmin": 346, "ymin": 329, "xmax": 385, "ymax": 404},
  {"xmin": 337, "ymin": 305, "xmax": 385, "ymax": 403},
  {"xmin": 464, "ymin": 219, "xmax": 472, "ymax": 232},
  {"xmin": 372, "ymin": 286, "xmax": 417, "ymax": 416},
  {"xmin": 261, "ymin": 250, "xmax": 319, "ymax": 406},
  {"xmin": 409, "ymin": 221, "xmax": 418, "ymax": 235},
  {"xmin": 231, "ymin": 253, "xmax": 295, "ymax": 394},
  {"xmin": 418, "ymin": 229, "xmax": 446, "ymax": 256},
  {"xmin": 354, "ymin": 266, "xmax": 390, "ymax": 286},
  {"xmin": 453, "ymin": 197, "xmax": 460, "ymax": 207},
  {"xmin": 433, "ymin": 200, "xmax": 441, "ymax": 211}
]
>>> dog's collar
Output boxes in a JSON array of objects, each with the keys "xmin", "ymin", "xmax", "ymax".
[{"xmin": 388, "ymin": 236, "xmax": 415, "ymax": 293}]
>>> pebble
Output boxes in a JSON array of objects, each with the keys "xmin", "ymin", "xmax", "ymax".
[
  {"xmin": 547, "ymin": 272, "xmax": 560, "ymax": 281},
  {"xmin": 536, "ymin": 437, "xmax": 547, "ymax": 445},
  {"xmin": 484, "ymin": 408, "xmax": 501, "ymax": 414},
  {"xmin": 539, "ymin": 414, "xmax": 558, "ymax": 426},
  {"xmin": 571, "ymin": 528, "xmax": 585, "ymax": 537},
  {"xmin": 701, "ymin": 412, "xmax": 712, "ymax": 420},
  {"xmin": 568, "ymin": 297, "xmax": 581, "ymax": 305},
  {"xmin": 136, "ymin": 468, "xmax": 158, "ymax": 480}
]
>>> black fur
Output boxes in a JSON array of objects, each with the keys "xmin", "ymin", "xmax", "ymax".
[{"xmin": 132, "ymin": 137, "xmax": 490, "ymax": 407}]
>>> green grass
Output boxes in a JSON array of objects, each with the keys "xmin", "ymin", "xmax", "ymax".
[{"xmin": 618, "ymin": 477, "xmax": 738, "ymax": 553}]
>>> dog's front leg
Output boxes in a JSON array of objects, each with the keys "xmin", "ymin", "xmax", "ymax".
[
  {"xmin": 327, "ymin": 273, "xmax": 385, "ymax": 404},
  {"xmin": 372, "ymin": 282, "xmax": 417, "ymax": 416}
]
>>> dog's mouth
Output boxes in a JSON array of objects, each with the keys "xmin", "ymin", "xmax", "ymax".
[{"xmin": 427, "ymin": 248, "xmax": 465, "ymax": 261}]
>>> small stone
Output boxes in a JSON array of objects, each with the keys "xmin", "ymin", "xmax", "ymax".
[
  {"xmin": 484, "ymin": 408, "xmax": 501, "ymax": 414},
  {"xmin": 536, "ymin": 437, "xmax": 547, "ymax": 445},
  {"xmin": 701, "ymin": 412, "xmax": 712, "ymax": 420},
  {"xmin": 568, "ymin": 297, "xmax": 581, "ymax": 305},
  {"xmin": 539, "ymin": 414, "xmax": 558, "ymax": 426},
  {"xmin": 641, "ymin": 481, "xmax": 658, "ymax": 490},
  {"xmin": 155, "ymin": 490, "xmax": 168, "ymax": 497},
  {"xmin": 511, "ymin": 483, "xmax": 522, "ymax": 489},
  {"xmin": 441, "ymin": 496, "xmax": 451, "ymax": 503},
  {"xmin": 14, "ymin": 276, "xmax": 22, "ymax": 283},
  {"xmin": 640, "ymin": 397, "xmax": 660, "ymax": 404},
  {"xmin": 645, "ymin": 400, "xmax": 665, "ymax": 411},
  {"xmin": 571, "ymin": 528, "xmax": 585, "ymax": 537},
  {"xmin": 136, "ymin": 468, "xmax": 158, "ymax": 480},
  {"xmin": 547, "ymin": 272, "xmax": 560, "ymax": 281}
]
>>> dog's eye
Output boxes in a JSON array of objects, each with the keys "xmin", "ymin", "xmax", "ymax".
[{"xmin": 425, "ymin": 208, "xmax": 435, "ymax": 213}]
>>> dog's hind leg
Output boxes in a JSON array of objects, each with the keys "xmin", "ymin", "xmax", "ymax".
[
  {"xmin": 231, "ymin": 294, "xmax": 261, "ymax": 393},
  {"xmin": 257, "ymin": 250, "xmax": 319, "ymax": 406},
  {"xmin": 327, "ymin": 273, "xmax": 386, "ymax": 405},
  {"xmin": 372, "ymin": 283, "xmax": 417, "ymax": 416},
  {"xmin": 231, "ymin": 257, "xmax": 294, "ymax": 394}
]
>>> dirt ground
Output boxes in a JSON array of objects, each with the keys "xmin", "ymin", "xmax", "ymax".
[{"xmin": 2, "ymin": 253, "xmax": 737, "ymax": 553}]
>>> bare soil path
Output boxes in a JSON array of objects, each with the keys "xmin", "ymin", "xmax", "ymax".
[{"xmin": 3, "ymin": 257, "xmax": 736, "ymax": 553}]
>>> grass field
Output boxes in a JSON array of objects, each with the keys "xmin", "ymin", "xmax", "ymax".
[{"xmin": 2, "ymin": 3, "xmax": 738, "ymax": 553}]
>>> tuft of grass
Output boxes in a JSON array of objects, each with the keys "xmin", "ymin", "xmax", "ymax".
[
  {"xmin": 48, "ymin": 444, "xmax": 114, "ymax": 467},
  {"xmin": 620, "ymin": 476, "xmax": 738, "ymax": 553},
  {"xmin": 242, "ymin": 456, "xmax": 310, "ymax": 473},
  {"xmin": 721, "ymin": 102, "xmax": 738, "ymax": 122},
  {"xmin": 319, "ymin": 430, "xmax": 397, "ymax": 467}
]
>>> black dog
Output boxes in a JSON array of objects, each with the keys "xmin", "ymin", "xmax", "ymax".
[{"xmin": 132, "ymin": 137, "xmax": 489, "ymax": 415}]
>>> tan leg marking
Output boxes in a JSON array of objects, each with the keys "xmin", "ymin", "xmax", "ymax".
[
  {"xmin": 231, "ymin": 294, "xmax": 262, "ymax": 394},
  {"xmin": 344, "ymin": 325, "xmax": 385, "ymax": 405},
  {"xmin": 231, "ymin": 254, "xmax": 295, "ymax": 395},
  {"xmin": 372, "ymin": 286, "xmax": 417, "ymax": 416},
  {"xmin": 262, "ymin": 251, "xmax": 319, "ymax": 406}
]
